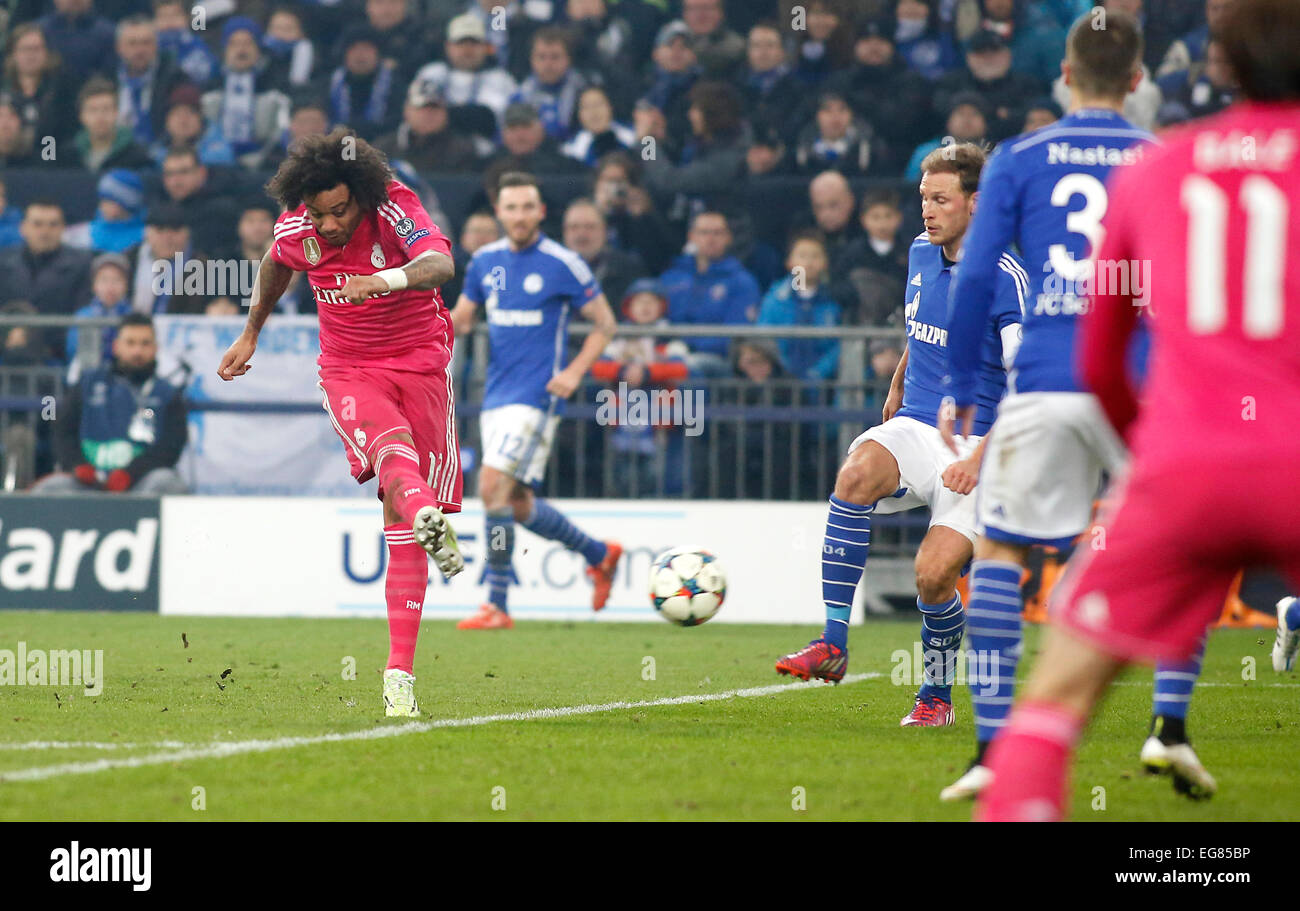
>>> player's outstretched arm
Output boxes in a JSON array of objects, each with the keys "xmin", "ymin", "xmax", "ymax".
[
  {"xmin": 882, "ymin": 345, "xmax": 908, "ymax": 422},
  {"xmin": 547, "ymin": 293, "xmax": 617, "ymax": 399},
  {"xmin": 450, "ymin": 294, "xmax": 477, "ymax": 338},
  {"xmin": 218, "ymin": 249, "xmax": 294, "ymax": 381}
]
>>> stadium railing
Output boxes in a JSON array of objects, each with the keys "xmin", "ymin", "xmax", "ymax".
[{"xmin": 0, "ymin": 314, "xmax": 930, "ymax": 559}]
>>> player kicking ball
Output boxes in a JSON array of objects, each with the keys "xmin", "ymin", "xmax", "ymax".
[
  {"xmin": 776, "ymin": 144, "xmax": 1027, "ymax": 727},
  {"xmin": 218, "ymin": 127, "xmax": 464, "ymax": 718},
  {"xmin": 935, "ymin": 11, "xmax": 1217, "ymax": 802},
  {"xmin": 977, "ymin": 0, "xmax": 1300, "ymax": 821},
  {"xmin": 450, "ymin": 173, "xmax": 621, "ymax": 629}
]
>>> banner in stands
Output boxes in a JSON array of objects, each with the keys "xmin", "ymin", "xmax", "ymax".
[
  {"xmin": 0, "ymin": 496, "xmax": 160, "ymax": 611},
  {"xmin": 159, "ymin": 498, "xmax": 869, "ymax": 625},
  {"xmin": 155, "ymin": 315, "xmax": 372, "ymax": 497}
]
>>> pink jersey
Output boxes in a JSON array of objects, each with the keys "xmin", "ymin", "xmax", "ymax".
[
  {"xmin": 1083, "ymin": 102, "xmax": 1300, "ymax": 471},
  {"xmin": 270, "ymin": 180, "xmax": 454, "ymax": 371}
]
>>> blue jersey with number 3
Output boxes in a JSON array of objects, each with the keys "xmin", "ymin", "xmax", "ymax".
[{"xmin": 946, "ymin": 109, "xmax": 1156, "ymax": 404}]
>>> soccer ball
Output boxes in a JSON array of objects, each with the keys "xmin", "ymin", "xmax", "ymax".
[{"xmin": 648, "ymin": 546, "xmax": 726, "ymax": 626}]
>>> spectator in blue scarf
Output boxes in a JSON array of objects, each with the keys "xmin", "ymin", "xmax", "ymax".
[
  {"xmin": 510, "ymin": 26, "xmax": 588, "ymax": 141},
  {"xmin": 66, "ymin": 169, "xmax": 146, "ymax": 254},
  {"xmin": 67, "ymin": 252, "xmax": 133, "ymax": 365},
  {"xmin": 326, "ymin": 25, "xmax": 402, "ymax": 141},
  {"xmin": 201, "ymin": 17, "xmax": 291, "ymax": 166},
  {"xmin": 153, "ymin": 0, "xmax": 218, "ymax": 84}
]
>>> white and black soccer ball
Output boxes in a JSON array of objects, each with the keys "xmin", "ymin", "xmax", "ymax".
[{"xmin": 648, "ymin": 546, "xmax": 726, "ymax": 626}]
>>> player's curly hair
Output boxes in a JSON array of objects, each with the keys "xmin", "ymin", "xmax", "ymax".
[{"xmin": 265, "ymin": 126, "xmax": 392, "ymax": 212}]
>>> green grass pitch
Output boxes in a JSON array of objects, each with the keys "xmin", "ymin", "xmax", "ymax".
[{"xmin": 0, "ymin": 611, "xmax": 1295, "ymax": 821}]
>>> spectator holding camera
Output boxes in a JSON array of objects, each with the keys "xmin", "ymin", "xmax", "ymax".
[
  {"xmin": 34, "ymin": 312, "xmax": 189, "ymax": 495},
  {"xmin": 592, "ymin": 152, "xmax": 677, "ymax": 273}
]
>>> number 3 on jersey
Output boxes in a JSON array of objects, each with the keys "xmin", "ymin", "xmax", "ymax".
[{"xmin": 1048, "ymin": 173, "xmax": 1109, "ymax": 282}]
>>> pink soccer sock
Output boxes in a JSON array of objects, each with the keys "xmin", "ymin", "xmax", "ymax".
[
  {"xmin": 373, "ymin": 438, "xmax": 440, "ymax": 527},
  {"xmin": 975, "ymin": 700, "xmax": 1084, "ymax": 822},
  {"xmin": 384, "ymin": 523, "xmax": 428, "ymax": 673}
]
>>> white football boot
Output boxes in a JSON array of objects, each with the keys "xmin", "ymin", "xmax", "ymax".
[
  {"xmin": 1140, "ymin": 736, "xmax": 1217, "ymax": 800},
  {"xmin": 940, "ymin": 764, "xmax": 994, "ymax": 802},
  {"xmin": 413, "ymin": 505, "xmax": 464, "ymax": 579},
  {"xmin": 1272, "ymin": 596, "xmax": 1300, "ymax": 673},
  {"xmin": 383, "ymin": 669, "xmax": 419, "ymax": 718}
]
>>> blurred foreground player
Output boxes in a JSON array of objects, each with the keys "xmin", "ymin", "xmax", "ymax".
[
  {"xmin": 217, "ymin": 127, "xmax": 464, "ymax": 718},
  {"xmin": 977, "ymin": 0, "xmax": 1300, "ymax": 821}
]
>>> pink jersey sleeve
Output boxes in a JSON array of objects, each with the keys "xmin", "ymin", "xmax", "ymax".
[
  {"xmin": 377, "ymin": 181, "xmax": 452, "ymax": 263},
  {"xmin": 1081, "ymin": 155, "xmax": 1144, "ymax": 440},
  {"xmin": 270, "ymin": 208, "xmax": 310, "ymax": 271}
]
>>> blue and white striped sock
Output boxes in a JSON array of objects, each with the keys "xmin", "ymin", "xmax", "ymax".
[
  {"xmin": 918, "ymin": 592, "xmax": 965, "ymax": 701},
  {"xmin": 820, "ymin": 495, "xmax": 873, "ymax": 650},
  {"xmin": 965, "ymin": 560, "xmax": 1023, "ymax": 746},
  {"xmin": 522, "ymin": 498, "xmax": 607, "ymax": 566},
  {"xmin": 1153, "ymin": 635, "xmax": 1206, "ymax": 721},
  {"xmin": 484, "ymin": 509, "xmax": 515, "ymax": 612},
  {"xmin": 1286, "ymin": 597, "xmax": 1300, "ymax": 630}
]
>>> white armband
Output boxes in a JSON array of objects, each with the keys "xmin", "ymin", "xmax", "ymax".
[{"xmin": 376, "ymin": 268, "xmax": 408, "ymax": 291}]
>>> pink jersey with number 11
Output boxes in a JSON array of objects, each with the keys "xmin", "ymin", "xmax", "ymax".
[
  {"xmin": 1082, "ymin": 102, "xmax": 1300, "ymax": 471},
  {"xmin": 270, "ymin": 179, "xmax": 454, "ymax": 372}
]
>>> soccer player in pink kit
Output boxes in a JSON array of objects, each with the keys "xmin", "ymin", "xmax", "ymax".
[
  {"xmin": 217, "ymin": 128, "xmax": 464, "ymax": 718},
  {"xmin": 977, "ymin": 0, "xmax": 1300, "ymax": 821}
]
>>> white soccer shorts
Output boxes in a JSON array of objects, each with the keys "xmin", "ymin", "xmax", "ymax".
[
  {"xmin": 848, "ymin": 415, "xmax": 983, "ymax": 542},
  {"xmin": 975, "ymin": 391, "xmax": 1128, "ymax": 547},
  {"xmin": 480, "ymin": 403, "xmax": 561, "ymax": 485}
]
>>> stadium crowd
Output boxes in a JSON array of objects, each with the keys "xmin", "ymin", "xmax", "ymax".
[{"xmin": 0, "ymin": 0, "xmax": 1237, "ymax": 494}]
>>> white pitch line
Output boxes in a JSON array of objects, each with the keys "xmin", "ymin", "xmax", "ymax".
[
  {"xmin": 0, "ymin": 673, "xmax": 880, "ymax": 783},
  {"xmin": 0, "ymin": 741, "xmax": 187, "ymax": 751}
]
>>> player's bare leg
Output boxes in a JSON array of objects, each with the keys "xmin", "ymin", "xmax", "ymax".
[
  {"xmin": 900, "ymin": 525, "xmax": 972, "ymax": 727},
  {"xmin": 941, "ymin": 537, "xmax": 1028, "ymax": 799},
  {"xmin": 975, "ymin": 625, "xmax": 1125, "ymax": 820},
  {"xmin": 776, "ymin": 441, "xmax": 900, "ymax": 682}
]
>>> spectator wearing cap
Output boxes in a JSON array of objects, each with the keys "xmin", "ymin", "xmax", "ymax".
[
  {"xmin": 411, "ymin": 14, "xmax": 518, "ymax": 138},
  {"xmin": 658, "ymin": 210, "xmax": 759, "ymax": 375},
  {"xmin": 561, "ymin": 85, "xmax": 635, "ymax": 167},
  {"xmin": 905, "ymin": 92, "xmax": 989, "ymax": 180},
  {"xmin": 115, "ymin": 14, "xmax": 189, "ymax": 146},
  {"xmin": 824, "ymin": 16, "xmax": 934, "ymax": 157},
  {"xmin": 1022, "ymin": 96, "xmax": 1061, "ymax": 133},
  {"xmin": 201, "ymin": 17, "xmax": 291, "ymax": 167},
  {"xmin": 363, "ymin": 0, "xmax": 432, "ymax": 83},
  {"xmin": 69, "ymin": 76, "xmax": 154, "ymax": 173},
  {"xmin": 757, "ymin": 229, "xmax": 841, "ymax": 383},
  {"xmin": 154, "ymin": 0, "xmax": 218, "ymax": 85},
  {"xmin": 36, "ymin": 312, "xmax": 190, "ymax": 496},
  {"xmin": 745, "ymin": 123, "xmax": 790, "ymax": 177},
  {"xmin": 509, "ymin": 27, "xmax": 589, "ymax": 141},
  {"xmin": 737, "ymin": 20, "xmax": 804, "ymax": 143},
  {"xmin": 563, "ymin": 197, "xmax": 646, "ymax": 311},
  {"xmin": 152, "ymin": 145, "xmax": 239, "ymax": 255},
  {"xmin": 640, "ymin": 20, "xmax": 702, "ymax": 149},
  {"xmin": 128, "ymin": 203, "xmax": 208, "ymax": 315},
  {"xmin": 262, "ymin": 6, "xmax": 317, "ymax": 90},
  {"xmin": 794, "ymin": 90, "xmax": 888, "ymax": 176},
  {"xmin": 375, "ymin": 79, "xmax": 482, "ymax": 173},
  {"xmin": 151, "ymin": 84, "xmax": 236, "ymax": 166},
  {"xmin": 0, "ymin": 199, "xmax": 93, "ymax": 321},
  {"xmin": 325, "ymin": 25, "xmax": 403, "ymax": 142},
  {"xmin": 893, "ymin": 0, "xmax": 961, "ymax": 80},
  {"xmin": 2, "ymin": 23, "xmax": 80, "ymax": 147},
  {"xmin": 65, "ymin": 169, "xmax": 146, "ymax": 253},
  {"xmin": 934, "ymin": 28, "xmax": 1045, "ymax": 141},
  {"xmin": 680, "ymin": 0, "xmax": 745, "ymax": 79},
  {"xmin": 790, "ymin": 0, "xmax": 856, "ymax": 87},
  {"xmin": 38, "ymin": 0, "xmax": 116, "ymax": 82},
  {"xmin": 66, "ymin": 252, "xmax": 133, "ymax": 365},
  {"xmin": 486, "ymin": 101, "xmax": 585, "ymax": 175}
]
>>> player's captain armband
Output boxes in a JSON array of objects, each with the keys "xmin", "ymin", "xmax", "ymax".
[{"xmin": 376, "ymin": 267, "xmax": 408, "ymax": 291}]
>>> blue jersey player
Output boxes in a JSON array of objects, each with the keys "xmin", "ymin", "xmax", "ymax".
[
  {"xmin": 777, "ymin": 143, "xmax": 1027, "ymax": 729},
  {"xmin": 936, "ymin": 13, "xmax": 1215, "ymax": 802},
  {"xmin": 451, "ymin": 172, "xmax": 621, "ymax": 629}
]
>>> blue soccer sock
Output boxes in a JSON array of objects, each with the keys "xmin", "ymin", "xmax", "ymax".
[
  {"xmin": 820, "ymin": 495, "xmax": 873, "ymax": 650},
  {"xmin": 1286, "ymin": 597, "xmax": 1300, "ymax": 630},
  {"xmin": 483, "ymin": 509, "xmax": 515, "ymax": 613},
  {"xmin": 964, "ymin": 560, "xmax": 1024, "ymax": 748},
  {"xmin": 917, "ymin": 591, "xmax": 965, "ymax": 702},
  {"xmin": 522, "ymin": 498, "xmax": 607, "ymax": 566},
  {"xmin": 1152, "ymin": 634, "xmax": 1206, "ymax": 730}
]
